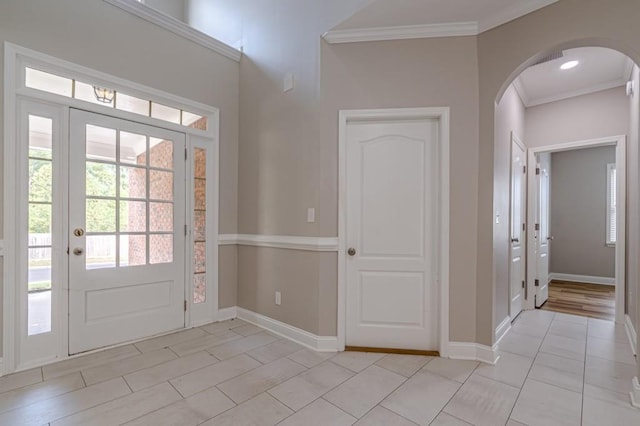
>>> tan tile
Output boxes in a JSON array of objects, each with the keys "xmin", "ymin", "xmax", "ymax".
[
  {"xmin": 200, "ymin": 319, "xmax": 248, "ymax": 335},
  {"xmin": 0, "ymin": 373, "xmax": 84, "ymax": 414},
  {"xmin": 170, "ymin": 354, "xmax": 261, "ymax": 397},
  {"xmin": 443, "ymin": 374, "xmax": 519, "ymax": 426},
  {"xmin": 201, "ymin": 393, "xmax": 292, "ymax": 426},
  {"xmin": 287, "ymin": 349, "xmax": 336, "ymax": 368},
  {"xmin": 585, "ymin": 355, "xmax": 637, "ymax": 394},
  {"xmin": 474, "ymin": 351, "xmax": 533, "ymax": 388},
  {"xmin": 207, "ymin": 333, "xmax": 279, "ymax": 360},
  {"xmin": 539, "ymin": 334, "xmax": 586, "ymax": 361},
  {"xmin": 499, "ymin": 331, "xmax": 543, "ymax": 358},
  {"xmin": 431, "ymin": 412, "xmax": 473, "ymax": 425},
  {"xmin": 0, "ymin": 377, "xmax": 131, "ymax": 426},
  {"xmin": 134, "ymin": 328, "xmax": 208, "ymax": 353},
  {"xmin": 217, "ymin": 357, "xmax": 307, "ymax": 403},
  {"xmin": 247, "ymin": 339, "xmax": 304, "ymax": 364},
  {"xmin": 331, "ymin": 351, "xmax": 385, "ymax": 373},
  {"xmin": 232, "ymin": 324, "xmax": 264, "ymax": 336},
  {"xmin": 82, "ymin": 348, "xmax": 177, "ymax": 385},
  {"xmin": 553, "ymin": 313, "xmax": 588, "ymax": 324},
  {"xmin": 51, "ymin": 382, "xmax": 181, "ymax": 426},
  {"xmin": 123, "ymin": 386, "xmax": 235, "ymax": 426},
  {"xmin": 354, "ymin": 406, "xmax": 418, "ymax": 425},
  {"xmin": 381, "ymin": 371, "xmax": 460, "ymax": 424},
  {"xmin": 124, "ymin": 351, "xmax": 218, "ymax": 391},
  {"xmin": 0, "ymin": 368, "xmax": 42, "ymax": 394},
  {"xmin": 43, "ymin": 345, "xmax": 141, "ymax": 380},
  {"xmin": 587, "ymin": 335, "xmax": 636, "ymax": 365},
  {"xmin": 279, "ymin": 399, "xmax": 356, "ymax": 426},
  {"xmin": 528, "ymin": 352, "xmax": 584, "ymax": 393},
  {"xmin": 587, "ymin": 318, "xmax": 629, "ymax": 344},
  {"xmin": 375, "ymin": 354, "xmax": 433, "ymax": 378},
  {"xmin": 510, "ymin": 379, "xmax": 582, "ymax": 426},
  {"xmin": 170, "ymin": 330, "xmax": 242, "ymax": 357},
  {"xmin": 268, "ymin": 361, "xmax": 354, "ymax": 410},
  {"xmin": 422, "ymin": 357, "xmax": 479, "ymax": 383},
  {"xmin": 324, "ymin": 365, "xmax": 406, "ymax": 418},
  {"xmin": 548, "ymin": 320, "xmax": 587, "ymax": 340}
]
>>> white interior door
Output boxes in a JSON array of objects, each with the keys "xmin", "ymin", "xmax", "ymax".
[
  {"xmin": 345, "ymin": 117, "xmax": 439, "ymax": 351},
  {"xmin": 535, "ymin": 154, "xmax": 551, "ymax": 307},
  {"xmin": 68, "ymin": 109, "xmax": 186, "ymax": 354},
  {"xmin": 510, "ymin": 135, "xmax": 526, "ymax": 319}
]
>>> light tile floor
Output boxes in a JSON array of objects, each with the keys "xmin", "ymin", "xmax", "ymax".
[{"xmin": 0, "ymin": 310, "xmax": 638, "ymax": 425}]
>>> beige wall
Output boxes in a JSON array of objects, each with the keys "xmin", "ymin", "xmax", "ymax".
[
  {"xmin": 493, "ymin": 85, "xmax": 525, "ymax": 330},
  {"xmin": 478, "ymin": 0, "xmax": 640, "ymax": 348},
  {"xmin": 0, "ymin": 0, "xmax": 240, "ymax": 345},
  {"xmin": 550, "ymin": 146, "xmax": 616, "ymax": 277}
]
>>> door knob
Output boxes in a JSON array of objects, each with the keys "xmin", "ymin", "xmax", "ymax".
[
  {"xmin": 347, "ymin": 248, "xmax": 356, "ymax": 256},
  {"xmin": 73, "ymin": 248, "xmax": 84, "ymax": 256},
  {"xmin": 73, "ymin": 228, "xmax": 85, "ymax": 237},
  {"xmin": 511, "ymin": 238, "xmax": 520, "ymax": 243},
  {"xmin": 547, "ymin": 236, "xmax": 554, "ymax": 241}
]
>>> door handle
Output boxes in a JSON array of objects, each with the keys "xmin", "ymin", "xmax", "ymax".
[
  {"xmin": 547, "ymin": 236, "xmax": 554, "ymax": 241},
  {"xmin": 73, "ymin": 228, "xmax": 85, "ymax": 237},
  {"xmin": 511, "ymin": 238, "xmax": 520, "ymax": 243},
  {"xmin": 73, "ymin": 248, "xmax": 84, "ymax": 256},
  {"xmin": 347, "ymin": 248, "xmax": 356, "ymax": 256}
]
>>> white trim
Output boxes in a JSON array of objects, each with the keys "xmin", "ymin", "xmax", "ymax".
[
  {"xmin": 236, "ymin": 307, "xmax": 339, "ymax": 352},
  {"xmin": 526, "ymin": 136, "xmax": 626, "ymax": 324},
  {"xmin": 606, "ymin": 162, "xmax": 617, "ymax": 246},
  {"xmin": 447, "ymin": 342, "xmax": 500, "ymax": 365},
  {"xmin": 495, "ymin": 316, "xmax": 512, "ymax": 344},
  {"xmin": 323, "ymin": 22, "xmax": 477, "ymax": 44},
  {"xmin": 631, "ymin": 377, "xmax": 640, "ymax": 408},
  {"xmin": 512, "ymin": 77, "xmax": 530, "ymax": 106},
  {"xmin": 625, "ymin": 314, "xmax": 637, "ymax": 356},
  {"xmin": 477, "ymin": 0, "xmax": 559, "ymax": 33},
  {"xmin": 217, "ymin": 306, "xmax": 238, "ymax": 322},
  {"xmin": 102, "ymin": 0, "xmax": 241, "ymax": 62},
  {"xmin": 525, "ymin": 79, "xmax": 627, "ymax": 108},
  {"xmin": 337, "ymin": 107, "xmax": 450, "ymax": 357},
  {"xmin": 548, "ymin": 273, "xmax": 615, "ymax": 286},
  {"xmin": 218, "ymin": 234, "xmax": 339, "ymax": 252}
]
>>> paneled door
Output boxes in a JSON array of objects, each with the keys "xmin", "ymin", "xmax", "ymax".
[
  {"xmin": 510, "ymin": 134, "xmax": 527, "ymax": 319},
  {"xmin": 345, "ymin": 117, "xmax": 439, "ymax": 350},
  {"xmin": 68, "ymin": 109, "xmax": 186, "ymax": 354},
  {"xmin": 535, "ymin": 154, "xmax": 551, "ymax": 307}
]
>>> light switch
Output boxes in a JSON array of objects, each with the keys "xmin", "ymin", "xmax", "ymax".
[
  {"xmin": 307, "ymin": 208, "xmax": 315, "ymax": 223},
  {"xmin": 283, "ymin": 72, "xmax": 294, "ymax": 92},
  {"xmin": 496, "ymin": 211, "xmax": 501, "ymax": 224},
  {"xmin": 275, "ymin": 291, "xmax": 282, "ymax": 306}
]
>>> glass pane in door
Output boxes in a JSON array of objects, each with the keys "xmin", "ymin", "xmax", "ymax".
[{"xmin": 193, "ymin": 147, "xmax": 206, "ymax": 304}]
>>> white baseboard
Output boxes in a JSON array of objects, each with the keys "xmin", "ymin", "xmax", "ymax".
[
  {"xmin": 548, "ymin": 273, "xmax": 615, "ymax": 286},
  {"xmin": 625, "ymin": 315, "xmax": 637, "ymax": 356},
  {"xmin": 236, "ymin": 307, "xmax": 338, "ymax": 352},
  {"xmin": 495, "ymin": 316, "xmax": 512, "ymax": 345},
  {"xmin": 448, "ymin": 342, "xmax": 499, "ymax": 365},
  {"xmin": 631, "ymin": 377, "xmax": 640, "ymax": 408},
  {"xmin": 217, "ymin": 306, "xmax": 238, "ymax": 322}
]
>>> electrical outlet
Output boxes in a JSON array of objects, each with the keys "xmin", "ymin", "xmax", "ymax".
[
  {"xmin": 283, "ymin": 72, "xmax": 294, "ymax": 92},
  {"xmin": 275, "ymin": 291, "xmax": 281, "ymax": 306},
  {"xmin": 307, "ymin": 208, "xmax": 315, "ymax": 223}
]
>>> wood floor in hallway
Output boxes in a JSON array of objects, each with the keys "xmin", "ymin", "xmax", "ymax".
[{"xmin": 539, "ymin": 280, "xmax": 615, "ymax": 321}]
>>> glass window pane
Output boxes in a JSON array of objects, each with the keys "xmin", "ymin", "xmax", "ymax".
[
  {"xmin": 29, "ymin": 159, "xmax": 52, "ymax": 202},
  {"xmin": 194, "ymin": 274, "xmax": 206, "ymax": 304},
  {"xmin": 194, "ymin": 211, "xmax": 206, "ymax": 242},
  {"xmin": 29, "ymin": 115, "xmax": 53, "ymax": 159},
  {"xmin": 194, "ymin": 148, "xmax": 206, "ymax": 178},
  {"xmin": 120, "ymin": 166, "xmax": 146, "ymax": 199},
  {"xmin": 150, "ymin": 170, "xmax": 173, "ymax": 201},
  {"xmin": 25, "ymin": 67, "xmax": 72, "ymax": 97},
  {"xmin": 182, "ymin": 111, "xmax": 207, "ymax": 130},
  {"xmin": 195, "ymin": 178, "xmax": 206, "ymax": 210},
  {"xmin": 120, "ymin": 132, "xmax": 147, "ymax": 165},
  {"xmin": 194, "ymin": 242, "xmax": 206, "ymax": 273},
  {"xmin": 86, "ymin": 235, "xmax": 116, "ymax": 269},
  {"xmin": 28, "ymin": 247, "xmax": 52, "ymax": 336},
  {"xmin": 119, "ymin": 201, "xmax": 146, "ymax": 232},
  {"xmin": 28, "ymin": 247, "xmax": 52, "ymax": 291},
  {"xmin": 74, "ymin": 81, "xmax": 114, "ymax": 106},
  {"xmin": 150, "ymin": 202, "xmax": 173, "ymax": 232},
  {"xmin": 116, "ymin": 92, "xmax": 150, "ymax": 116},
  {"xmin": 86, "ymin": 199, "xmax": 116, "ymax": 232},
  {"xmin": 120, "ymin": 235, "xmax": 146, "ymax": 267},
  {"xmin": 149, "ymin": 138, "xmax": 173, "ymax": 170},
  {"xmin": 150, "ymin": 234, "xmax": 173, "ymax": 264},
  {"xmin": 151, "ymin": 102, "xmax": 180, "ymax": 124},
  {"xmin": 86, "ymin": 162, "xmax": 116, "ymax": 197},
  {"xmin": 29, "ymin": 204, "xmax": 52, "ymax": 237},
  {"xmin": 86, "ymin": 125, "xmax": 116, "ymax": 162}
]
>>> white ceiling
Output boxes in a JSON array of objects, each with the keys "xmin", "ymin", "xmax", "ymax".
[
  {"xmin": 513, "ymin": 47, "xmax": 634, "ymax": 107},
  {"xmin": 331, "ymin": 0, "xmax": 558, "ymax": 34}
]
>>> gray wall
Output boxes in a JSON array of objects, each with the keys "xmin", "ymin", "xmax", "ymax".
[
  {"xmin": 549, "ymin": 146, "xmax": 616, "ymax": 278},
  {"xmin": 628, "ymin": 64, "xmax": 640, "ymax": 330},
  {"xmin": 145, "ymin": 0, "xmax": 187, "ymax": 21}
]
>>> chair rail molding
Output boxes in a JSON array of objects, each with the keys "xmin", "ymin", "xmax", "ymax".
[{"xmin": 218, "ymin": 234, "xmax": 338, "ymax": 252}]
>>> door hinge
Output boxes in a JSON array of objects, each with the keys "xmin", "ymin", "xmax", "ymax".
[
  {"xmin": 536, "ymin": 167, "xmax": 540, "ymax": 175},
  {"xmin": 522, "ymin": 223, "xmax": 526, "ymax": 232},
  {"xmin": 535, "ymin": 223, "xmax": 540, "ymax": 231},
  {"xmin": 535, "ymin": 279, "xmax": 540, "ymax": 287},
  {"xmin": 184, "ymin": 300, "xmax": 187, "ymax": 312},
  {"xmin": 185, "ymin": 147, "xmax": 188, "ymax": 161},
  {"xmin": 523, "ymin": 165, "xmax": 526, "ymax": 174},
  {"xmin": 184, "ymin": 224, "xmax": 187, "ymax": 236},
  {"xmin": 522, "ymin": 280, "xmax": 525, "ymax": 289},
  {"xmin": 524, "ymin": 280, "xmax": 528, "ymax": 300}
]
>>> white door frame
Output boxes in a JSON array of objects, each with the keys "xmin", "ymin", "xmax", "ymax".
[
  {"xmin": 509, "ymin": 133, "xmax": 527, "ymax": 320},
  {"xmin": 525, "ymin": 135, "xmax": 626, "ymax": 323},
  {"xmin": 337, "ymin": 107, "xmax": 450, "ymax": 356},
  {"xmin": 3, "ymin": 43, "xmax": 220, "ymax": 374}
]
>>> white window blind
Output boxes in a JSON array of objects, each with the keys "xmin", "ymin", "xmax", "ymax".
[{"xmin": 606, "ymin": 163, "xmax": 616, "ymax": 245}]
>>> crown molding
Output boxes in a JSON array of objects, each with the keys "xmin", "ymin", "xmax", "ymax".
[
  {"xmin": 525, "ymin": 78, "xmax": 627, "ymax": 107},
  {"xmin": 478, "ymin": 0, "xmax": 559, "ymax": 33},
  {"xmin": 102, "ymin": 0, "xmax": 241, "ymax": 62},
  {"xmin": 323, "ymin": 22, "xmax": 478, "ymax": 44},
  {"xmin": 511, "ymin": 76, "xmax": 530, "ymax": 106}
]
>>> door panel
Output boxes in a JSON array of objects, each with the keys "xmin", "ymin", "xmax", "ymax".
[
  {"xmin": 69, "ymin": 109, "xmax": 186, "ymax": 354},
  {"xmin": 536, "ymin": 155, "xmax": 551, "ymax": 307},
  {"xmin": 346, "ymin": 118, "xmax": 438, "ymax": 350},
  {"xmin": 510, "ymin": 135, "xmax": 526, "ymax": 319}
]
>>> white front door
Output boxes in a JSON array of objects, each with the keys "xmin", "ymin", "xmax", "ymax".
[
  {"xmin": 345, "ymin": 117, "xmax": 439, "ymax": 351},
  {"xmin": 68, "ymin": 109, "xmax": 186, "ymax": 354},
  {"xmin": 535, "ymin": 154, "xmax": 551, "ymax": 307},
  {"xmin": 510, "ymin": 134, "xmax": 526, "ymax": 319}
]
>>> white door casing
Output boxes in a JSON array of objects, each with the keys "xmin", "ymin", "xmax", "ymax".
[
  {"xmin": 343, "ymin": 113, "xmax": 442, "ymax": 351},
  {"xmin": 510, "ymin": 134, "xmax": 526, "ymax": 320},
  {"xmin": 68, "ymin": 109, "xmax": 186, "ymax": 354},
  {"xmin": 535, "ymin": 155, "xmax": 550, "ymax": 307}
]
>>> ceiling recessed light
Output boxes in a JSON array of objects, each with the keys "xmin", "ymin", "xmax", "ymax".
[{"xmin": 560, "ymin": 60, "xmax": 579, "ymax": 70}]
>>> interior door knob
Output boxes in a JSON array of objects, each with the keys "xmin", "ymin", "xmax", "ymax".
[
  {"xmin": 73, "ymin": 248, "xmax": 84, "ymax": 256},
  {"xmin": 73, "ymin": 228, "xmax": 85, "ymax": 237},
  {"xmin": 347, "ymin": 248, "xmax": 356, "ymax": 256},
  {"xmin": 511, "ymin": 238, "xmax": 520, "ymax": 243},
  {"xmin": 547, "ymin": 236, "xmax": 554, "ymax": 241}
]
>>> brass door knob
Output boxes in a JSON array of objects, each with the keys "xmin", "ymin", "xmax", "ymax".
[
  {"xmin": 73, "ymin": 248, "xmax": 84, "ymax": 256},
  {"xmin": 347, "ymin": 248, "xmax": 356, "ymax": 256},
  {"xmin": 73, "ymin": 228, "xmax": 85, "ymax": 237}
]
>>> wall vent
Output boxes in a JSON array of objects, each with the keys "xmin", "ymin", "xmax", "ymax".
[{"xmin": 531, "ymin": 51, "xmax": 564, "ymax": 67}]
